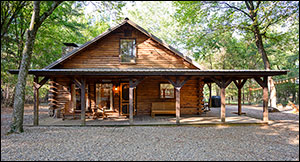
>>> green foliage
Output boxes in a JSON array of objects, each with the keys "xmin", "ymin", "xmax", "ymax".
[
  {"xmin": 174, "ymin": 1, "xmax": 299, "ymax": 105},
  {"xmin": 126, "ymin": 1, "xmax": 183, "ymax": 49},
  {"xmin": 1, "ymin": 1, "xmax": 126, "ymax": 105}
]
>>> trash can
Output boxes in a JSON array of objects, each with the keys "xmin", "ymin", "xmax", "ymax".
[{"xmin": 210, "ymin": 96, "xmax": 221, "ymax": 107}]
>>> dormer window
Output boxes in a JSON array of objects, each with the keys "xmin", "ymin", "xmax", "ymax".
[{"xmin": 120, "ymin": 39, "xmax": 136, "ymax": 63}]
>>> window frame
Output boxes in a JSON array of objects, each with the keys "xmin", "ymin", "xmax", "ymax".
[
  {"xmin": 119, "ymin": 38, "xmax": 137, "ymax": 64},
  {"xmin": 159, "ymin": 83, "xmax": 175, "ymax": 99}
]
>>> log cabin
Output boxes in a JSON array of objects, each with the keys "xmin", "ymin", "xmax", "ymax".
[{"xmin": 9, "ymin": 18, "xmax": 287, "ymax": 125}]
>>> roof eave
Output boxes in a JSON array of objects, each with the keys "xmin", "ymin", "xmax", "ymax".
[{"xmin": 8, "ymin": 69, "xmax": 288, "ymax": 77}]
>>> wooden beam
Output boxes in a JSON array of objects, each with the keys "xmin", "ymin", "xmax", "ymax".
[
  {"xmin": 233, "ymin": 79, "xmax": 240, "ymax": 88},
  {"xmin": 208, "ymin": 83, "xmax": 212, "ymax": 108},
  {"xmin": 240, "ymin": 79, "xmax": 248, "ymax": 88},
  {"xmin": 71, "ymin": 84, "xmax": 76, "ymax": 114},
  {"xmin": 211, "ymin": 77, "xmax": 222, "ymax": 88},
  {"xmin": 80, "ymin": 78, "xmax": 86, "ymax": 125},
  {"xmin": 233, "ymin": 79, "xmax": 247, "ymax": 115},
  {"xmin": 237, "ymin": 85, "xmax": 242, "ymax": 115},
  {"xmin": 33, "ymin": 76, "xmax": 39, "ymax": 126},
  {"xmin": 164, "ymin": 76, "xmax": 191, "ymax": 124},
  {"xmin": 36, "ymin": 77, "xmax": 49, "ymax": 89},
  {"xmin": 221, "ymin": 85, "xmax": 226, "ymax": 122},
  {"xmin": 233, "ymin": 79, "xmax": 247, "ymax": 89},
  {"xmin": 254, "ymin": 77, "xmax": 268, "ymax": 122},
  {"xmin": 127, "ymin": 77, "xmax": 146, "ymax": 125},
  {"xmin": 164, "ymin": 76, "xmax": 176, "ymax": 87},
  {"xmin": 212, "ymin": 77, "xmax": 233, "ymax": 122},
  {"xmin": 223, "ymin": 78, "xmax": 233, "ymax": 88},
  {"xmin": 73, "ymin": 78, "xmax": 82, "ymax": 88},
  {"xmin": 130, "ymin": 77, "xmax": 145, "ymax": 88},
  {"xmin": 179, "ymin": 76, "xmax": 191, "ymax": 87},
  {"xmin": 164, "ymin": 76, "xmax": 191, "ymax": 88},
  {"xmin": 129, "ymin": 78, "xmax": 134, "ymax": 124},
  {"xmin": 175, "ymin": 87, "xmax": 181, "ymax": 124},
  {"xmin": 254, "ymin": 77, "xmax": 265, "ymax": 88}
]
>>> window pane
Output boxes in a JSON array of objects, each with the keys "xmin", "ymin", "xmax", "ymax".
[
  {"xmin": 120, "ymin": 39, "xmax": 136, "ymax": 62},
  {"xmin": 160, "ymin": 83, "xmax": 174, "ymax": 98}
]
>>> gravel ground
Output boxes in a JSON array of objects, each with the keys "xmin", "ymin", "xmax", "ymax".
[
  {"xmin": 1, "ymin": 104, "xmax": 299, "ymax": 161},
  {"xmin": 1, "ymin": 104, "xmax": 49, "ymax": 137}
]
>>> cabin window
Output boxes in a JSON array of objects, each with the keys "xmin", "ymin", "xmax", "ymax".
[
  {"xmin": 160, "ymin": 83, "xmax": 174, "ymax": 99},
  {"xmin": 120, "ymin": 39, "xmax": 136, "ymax": 63}
]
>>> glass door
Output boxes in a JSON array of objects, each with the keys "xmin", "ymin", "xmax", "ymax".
[{"xmin": 96, "ymin": 83, "xmax": 113, "ymax": 111}]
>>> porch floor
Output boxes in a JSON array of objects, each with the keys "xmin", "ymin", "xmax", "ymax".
[{"xmin": 37, "ymin": 105, "xmax": 267, "ymax": 126}]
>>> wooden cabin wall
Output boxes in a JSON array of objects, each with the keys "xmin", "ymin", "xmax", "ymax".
[
  {"xmin": 136, "ymin": 76, "xmax": 204, "ymax": 115},
  {"xmin": 54, "ymin": 77, "xmax": 72, "ymax": 115},
  {"xmin": 50, "ymin": 76, "xmax": 204, "ymax": 116},
  {"xmin": 59, "ymin": 24, "xmax": 197, "ymax": 69}
]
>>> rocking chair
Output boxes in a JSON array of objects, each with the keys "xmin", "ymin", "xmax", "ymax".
[{"xmin": 92, "ymin": 103, "xmax": 108, "ymax": 119}]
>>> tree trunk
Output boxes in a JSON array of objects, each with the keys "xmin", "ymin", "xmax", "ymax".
[
  {"xmin": 253, "ymin": 22, "xmax": 277, "ymax": 108},
  {"xmin": 244, "ymin": 1, "xmax": 277, "ymax": 109},
  {"xmin": 268, "ymin": 77, "xmax": 277, "ymax": 108},
  {"xmin": 9, "ymin": 2, "xmax": 40, "ymax": 133},
  {"xmin": 9, "ymin": 1, "xmax": 62, "ymax": 134}
]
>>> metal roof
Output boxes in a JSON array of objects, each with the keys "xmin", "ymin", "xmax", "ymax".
[
  {"xmin": 8, "ymin": 68, "xmax": 288, "ymax": 77},
  {"xmin": 44, "ymin": 18, "xmax": 203, "ymax": 70}
]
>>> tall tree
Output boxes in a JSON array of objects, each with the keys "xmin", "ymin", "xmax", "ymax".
[
  {"xmin": 174, "ymin": 1, "xmax": 299, "ymax": 108},
  {"xmin": 9, "ymin": 1, "xmax": 62, "ymax": 133}
]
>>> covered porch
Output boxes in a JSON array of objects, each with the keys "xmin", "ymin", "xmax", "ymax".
[
  {"xmin": 37, "ymin": 105, "xmax": 266, "ymax": 126},
  {"xmin": 9, "ymin": 68, "xmax": 287, "ymax": 126}
]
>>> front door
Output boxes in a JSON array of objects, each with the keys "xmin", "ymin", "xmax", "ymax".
[{"xmin": 120, "ymin": 83, "xmax": 136, "ymax": 116}]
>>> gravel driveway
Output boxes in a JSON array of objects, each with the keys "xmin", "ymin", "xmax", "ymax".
[{"xmin": 1, "ymin": 105, "xmax": 299, "ymax": 161}]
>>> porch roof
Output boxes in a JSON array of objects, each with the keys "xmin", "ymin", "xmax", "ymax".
[{"xmin": 9, "ymin": 68, "xmax": 287, "ymax": 78}]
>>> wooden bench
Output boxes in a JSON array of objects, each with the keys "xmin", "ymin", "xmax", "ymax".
[{"xmin": 151, "ymin": 102, "xmax": 176, "ymax": 118}]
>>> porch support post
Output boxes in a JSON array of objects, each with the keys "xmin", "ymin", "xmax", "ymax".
[
  {"xmin": 220, "ymin": 85, "xmax": 226, "ymax": 122},
  {"xmin": 129, "ymin": 78, "xmax": 134, "ymax": 125},
  {"xmin": 71, "ymin": 84, "xmax": 76, "ymax": 116},
  {"xmin": 238, "ymin": 87, "xmax": 242, "ymax": 115},
  {"xmin": 175, "ymin": 86, "xmax": 181, "ymax": 124},
  {"xmin": 80, "ymin": 78, "xmax": 86, "ymax": 125},
  {"xmin": 129, "ymin": 77, "xmax": 145, "ymax": 125},
  {"xmin": 207, "ymin": 83, "xmax": 212, "ymax": 108},
  {"xmin": 33, "ymin": 76, "xmax": 39, "ymax": 126},
  {"xmin": 211, "ymin": 77, "xmax": 232, "ymax": 122},
  {"xmin": 33, "ymin": 76, "xmax": 49, "ymax": 126},
  {"xmin": 165, "ymin": 76, "xmax": 191, "ymax": 125},
  {"xmin": 254, "ymin": 76, "xmax": 269, "ymax": 122},
  {"xmin": 233, "ymin": 79, "xmax": 247, "ymax": 115}
]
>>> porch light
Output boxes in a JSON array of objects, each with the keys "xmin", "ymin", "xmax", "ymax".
[{"xmin": 113, "ymin": 84, "xmax": 119, "ymax": 95}]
